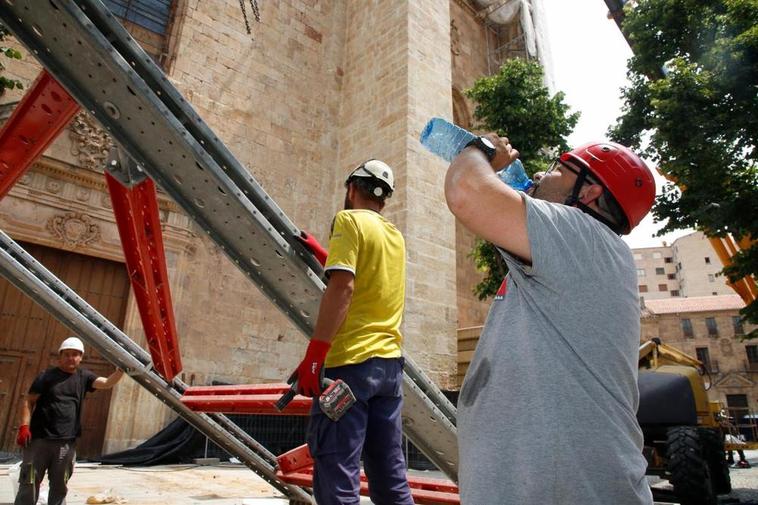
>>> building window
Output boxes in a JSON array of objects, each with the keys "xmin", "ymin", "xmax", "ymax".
[
  {"xmin": 664, "ymin": 257, "xmax": 673, "ymax": 263},
  {"xmin": 667, "ymin": 273, "xmax": 676, "ymax": 280},
  {"xmin": 636, "ymin": 269, "xmax": 645, "ymax": 277},
  {"xmin": 103, "ymin": 0, "xmax": 175, "ymax": 64},
  {"xmin": 705, "ymin": 317, "xmax": 718, "ymax": 337},
  {"xmin": 705, "ymin": 257, "xmax": 711, "ymax": 264},
  {"xmin": 633, "ymin": 253, "xmax": 643, "ymax": 260},
  {"xmin": 670, "ymin": 290, "xmax": 680, "ymax": 297},
  {"xmin": 677, "ymin": 262, "xmax": 682, "ymax": 271},
  {"xmin": 658, "ymin": 284, "xmax": 667, "ymax": 292},
  {"xmin": 681, "ymin": 318, "xmax": 694, "ymax": 338},
  {"xmin": 653, "ymin": 252, "xmax": 662, "ymax": 259},
  {"xmin": 747, "ymin": 345, "xmax": 758, "ymax": 366},
  {"xmin": 726, "ymin": 394, "xmax": 750, "ymax": 428},
  {"xmin": 734, "ymin": 316, "xmax": 745, "ymax": 336},
  {"xmin": 103, "ymin": 0, "xmax": 173, "ymax": 34},
  {"xmin": 696, "ymin": 347, "xmax": 715, "ymax": 373},
  {"xmin": 708, "ymin": 273, "xmax": 715, "ymax": 283},
  {"xmin": 639, "ymin": 285, "xmax": 648, "ymax": 293},
  {"xmin": 655, "ymin": 267, "xmax": 665, "ymax": 275}
]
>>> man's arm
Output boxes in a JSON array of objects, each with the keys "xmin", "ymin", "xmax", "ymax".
[
  {"xmin": 93, "ymin": 369, "xmax": 124, "ymax": 390},
  {"xmin": 293, "ymin": 270, "xmax": 354, "ymax": 396},
  {"xmin": 19, "ymin": 394, "xmax": 38, "ymax": 426},
  {"xmin": 311, "ymin": 270, "xmax": 355, "ymax": 344},
  {"xmin": 444, "ymin": 135, "xmax": 532, "ymax": 263}
]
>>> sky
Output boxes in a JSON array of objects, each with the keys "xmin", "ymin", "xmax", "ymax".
[{"xmin": 540, "ymin": 0, "xmax": 694, "ymax": 249}]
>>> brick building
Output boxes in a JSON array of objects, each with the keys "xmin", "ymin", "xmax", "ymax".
[
  {"xmin": 0, "ymin": 0, "xmax": 552, "ymax": 454},
  {"xmin": 641, "ymin": 295, "xmax": 758, "ymax": 432}
]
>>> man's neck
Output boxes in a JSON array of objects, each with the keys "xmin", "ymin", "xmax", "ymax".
[{"xmin": 352, "ymin": 200, "xmax": 383, "ymax": 214}]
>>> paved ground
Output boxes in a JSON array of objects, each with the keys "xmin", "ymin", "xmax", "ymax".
[{"xmin": 1, "ymin": 452, "xmax": 758, "ymax": 505}]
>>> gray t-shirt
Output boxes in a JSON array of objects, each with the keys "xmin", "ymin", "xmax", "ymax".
[{"xmin": 458, "ymin": 196, "xmax": 652, "ymax": 505}]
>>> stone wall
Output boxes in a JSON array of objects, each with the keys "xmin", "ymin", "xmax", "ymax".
[{"xmin": 641, "ymin": 310, "xmax": 758, "ymax": 414}]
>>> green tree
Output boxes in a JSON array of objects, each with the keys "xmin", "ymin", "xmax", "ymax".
[
  {"xmin": 0, "ymin": 24, "xmax": 23, "ymax": 94},
  {"xmin": 610, "ymin": 0, "xmax": 758, "ymax": 334},
  {"xmin": 464, "ymin": 58, "xmax": 579, "ymax": 299}
]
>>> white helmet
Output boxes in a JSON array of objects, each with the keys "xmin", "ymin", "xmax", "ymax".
[
  {"xmin": 346, "ymin": 159, "xmax": 395, "ymax": 197},
  {"xmin": 58, "ymin": 336, "xmax": 85, "ymax": 355}
]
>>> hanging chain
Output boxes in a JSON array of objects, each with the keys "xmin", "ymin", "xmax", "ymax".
[
  {"xmin": 250, "ymin": 0, "xmax": 261, "ymax": 23},
  {"xmin": 238, "ymin": 0, "xmax": 261, "ymax": 35},
  {"xmin": 238, "ymin": 0, "xmax": 251, "ymax": 34}
]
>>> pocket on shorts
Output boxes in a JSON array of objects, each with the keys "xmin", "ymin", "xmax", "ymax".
[{"xmin": 306, "ymin": 413, "xmax": 339, "ymax": 457}]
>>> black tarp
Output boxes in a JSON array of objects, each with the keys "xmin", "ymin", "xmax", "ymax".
[{"xmin": 93, "ymin": 417, "xmax": 203, "ymax": 465}]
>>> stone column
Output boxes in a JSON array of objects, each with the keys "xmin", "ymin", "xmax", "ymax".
[{"xmin": 338, "ymin": 0, "xmax": 457, "ymax": 388}]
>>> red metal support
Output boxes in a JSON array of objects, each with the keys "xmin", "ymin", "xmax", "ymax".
[
  {"xmin": 106, "ymin": 174, "xmax": 182, "ymax": 380},
  {"xmin": 0, "ymin": 70, "xmax": 79, "ymax": 200},
  {"xmin": 180, "ymin": 383, "xmax": 311, "ymax": 415},
  {"xmin": 276, "ymin": 444, "xmax": 460, "ymax": 505}
]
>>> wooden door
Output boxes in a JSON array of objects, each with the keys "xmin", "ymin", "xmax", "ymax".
[{"xmin": 0, "ymin": 242, "xmax": 130, "ymax": 457}]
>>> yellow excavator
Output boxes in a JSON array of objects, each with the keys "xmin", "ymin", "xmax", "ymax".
[{"xmin": 638, "ymin": 338, "xmax": 746, "ymax": 505}]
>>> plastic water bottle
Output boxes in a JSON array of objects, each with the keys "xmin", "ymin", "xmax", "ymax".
[
  {"xmin": 497, "ymin": 159, "xmax": 533, "ymax": 192},
  {"xmin": 419, "ymin": 117, "xmax": 476, "ymax": 162},
  {"xmin": 419, "ymin": 117, "xmax": 533, "ymax": 191}
]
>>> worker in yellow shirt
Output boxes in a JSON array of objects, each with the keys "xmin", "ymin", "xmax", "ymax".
[{"xmin": 293, "ymin": 159, "xmax": 413, "ymax": 505}]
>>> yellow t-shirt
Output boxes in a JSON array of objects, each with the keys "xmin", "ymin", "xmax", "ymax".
[{"xmin": 324, "ymin": 209, "xmax": 406, "ymax": 367}]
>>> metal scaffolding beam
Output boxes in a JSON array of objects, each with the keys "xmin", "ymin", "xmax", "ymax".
[{"xmin": 0, "ymin": 0, "xmax": 459, "ymax": 484}]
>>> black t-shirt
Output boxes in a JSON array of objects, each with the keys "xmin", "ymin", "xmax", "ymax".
[{"xmin": 29, "ymin": 367, "xmax": 97, "ymax": 440}]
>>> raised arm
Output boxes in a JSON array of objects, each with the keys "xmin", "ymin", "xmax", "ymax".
[
  {"xmin": 93, "ymin": 369, "xmax": 125, "ymax": 390},
  {"xmin": 444, "ymin": 134, "xmax": 532, "ymax": 263}
]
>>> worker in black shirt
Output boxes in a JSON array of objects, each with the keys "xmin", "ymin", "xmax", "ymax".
[{"xmin": 14, "ymin": 336, "xmax": 124, "ymax": 505}]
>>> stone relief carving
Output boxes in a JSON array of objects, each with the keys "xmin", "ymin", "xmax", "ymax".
[
  {"xmin": 101, "ymin": 193, "xmax": 113, "ymax": 209},
  {"xmin": 69, "ymin": 112, "xmax": 113, "ymax": 172},
  {"xmin": 720, "ymin": 338, "xmax": 734, "ymax": 356},
  {"xmin": 47, "ymin": 212, "xmax": 101, "ymax": 247},
  {"xmin": 450, "ymin": 19, "xmax": 461, "ymax": 56},
  {"xmin": 75, "ymin": 186, "xmax": 92, "ymax": 202},
  {"xmin": 45, "ymin": 178, "xmax": 62, "ymax": 194}
]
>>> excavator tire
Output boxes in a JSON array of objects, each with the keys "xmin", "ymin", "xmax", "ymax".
[
  {"xmin": 698, "ymin": 427, "xmax": 732, "ymax": 495},
  {"xmin": 666, "ymin": 426, "xmax": 717, "ymax": 505}
]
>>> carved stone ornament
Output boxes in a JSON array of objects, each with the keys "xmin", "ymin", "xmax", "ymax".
[
  {"xmin": 45, "ymin": 178, "xmax": 62, "ymax": 194},
  {"xmin": 450, "ymin": 19, "xmax": 461, "ymax": 56},
  {"xmin": 69, "ymin": 112, "xmax": 114, "ymax": 172},
  {"xmin": 720, "ymin": 338, "xmax": 734, "ymax": 356},
  {"xmin": 75, "ymin": 186, "xmax": 92, "ymax": 202},
  {"xmin": 47, "ymin": 212, "xmax": 101, "ymax": 247}
]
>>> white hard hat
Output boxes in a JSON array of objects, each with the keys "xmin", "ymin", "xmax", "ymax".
[
  {"xmin": 58, "ymin": 336, "xmax": 85, "ymax": 355},
  {"xmin": 346, "ymin": 159, "xmax": 395, "ymax": 196}
]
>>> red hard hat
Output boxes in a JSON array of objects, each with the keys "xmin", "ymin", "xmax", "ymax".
[{"xmin": 561, "ymin": 142, "xmax": 656, "ymax": 234}]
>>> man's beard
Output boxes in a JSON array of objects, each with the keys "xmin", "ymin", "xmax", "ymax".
[{"xmin": 529, "ymin": 183, "xmax": 567, "ymax": 204}]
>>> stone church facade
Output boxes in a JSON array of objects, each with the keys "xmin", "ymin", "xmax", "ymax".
[{"xmin": 0, "ymin": 0, "xmax": 550, "ymax": 453}]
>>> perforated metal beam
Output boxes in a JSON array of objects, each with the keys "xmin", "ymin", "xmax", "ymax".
[
  {"xmin": 106, "ymin": 171, "xmax": 182, "ymax": 380},
  {"xmin": 0, "ymin": 0, "xmax": 460, "ymax": 481},
  {"xmin": 0, "ymin": 230, "xmax": 313, "ymax": 503}
]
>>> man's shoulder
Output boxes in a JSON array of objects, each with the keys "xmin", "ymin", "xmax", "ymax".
[{"xmin": 78, "ymin": 367, "xmax": 97, "ymax": 380}]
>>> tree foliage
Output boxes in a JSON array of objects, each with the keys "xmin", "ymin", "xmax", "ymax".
[
  {"xmin": 0, "ymin": 25, "xmax": 23, "ymax": 94},
  {"xmin": 610, "ymin": 0, "xmax": 758, "ymax": 334},
  {"xmin": 464, "ymin": 58, "xmax": 579, "ymax": 299}
]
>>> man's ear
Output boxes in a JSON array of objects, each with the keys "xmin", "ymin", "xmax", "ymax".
[{"xmin": 579, "ymin": 184, "xmax": 603, "ymax": 205}]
